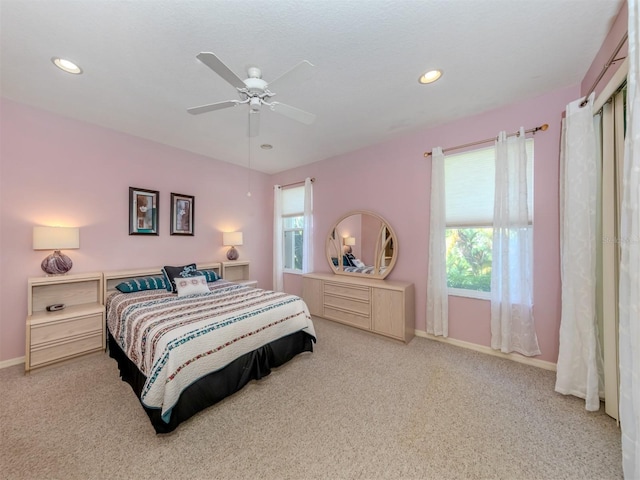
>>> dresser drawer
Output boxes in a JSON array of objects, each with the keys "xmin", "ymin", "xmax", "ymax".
[
  {"xmin": 324, "ymin": 282, "xmax": 370, "ymax": 301},
  {"xmin": 30, "ymin": 313, "xmax": 103, "ymax": 346},
  {"xmin": 324, "ymin": 294, "xmax": 369, "ymax": 316},
  {"xmin": 30, "ymin": 332, "xmax": 103, "ymax": 368},
  {"xmin": 324, "ymin": 306, "xmax": 371, "ymax": 329}
]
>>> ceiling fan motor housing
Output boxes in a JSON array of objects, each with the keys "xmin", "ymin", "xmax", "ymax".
[{"xmin": 243, "ymin": 76, "xmax": 267, "ymax": 94}]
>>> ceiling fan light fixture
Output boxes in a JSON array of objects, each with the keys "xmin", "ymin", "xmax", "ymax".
[
  {"xmin": 418, "ymin": 69, "xmax": 442, "ymax": 84},
  {"xmin": 249, "ymin": 97, "xmax": 261, "ymax": 112},
  {"xmin": 52, "ymin": 57, "xmax": 83, "ymax": 74}
]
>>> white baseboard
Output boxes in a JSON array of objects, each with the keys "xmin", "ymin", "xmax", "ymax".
[
  {"xmin": 415, "ymin": 330, "xmax": 557, "ymax": 372},
  {"xmin": 0, "ymin": 356, "xmax": 25, "ymax": 370}
]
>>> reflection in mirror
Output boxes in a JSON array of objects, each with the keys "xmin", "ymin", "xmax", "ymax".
[{"xmin": 326, "ymin": 210, "xmax": 397, "ymax": 279}]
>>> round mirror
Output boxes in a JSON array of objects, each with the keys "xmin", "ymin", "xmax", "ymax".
[{"xmin": 326, "ymin": 210, "xmax": 398, "ymax": 279}]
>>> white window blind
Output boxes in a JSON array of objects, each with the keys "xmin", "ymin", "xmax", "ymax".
[
  {"xmin": 282, "ymin": 186, "xmax": 304, "ymax": 216},
  {"xmin": 445, "ymin": 139, "xmax": 534, "ymax": 226}
]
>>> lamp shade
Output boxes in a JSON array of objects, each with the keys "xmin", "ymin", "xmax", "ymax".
[
  {"xmin": 223, "ymin": 232, "xmax": 243, "ymax": 246},
  {"xmin": 344, "ymin": 236, "xmax": 356, "ymax": 246},
  {"xmin": 33, "ymin": 226, "xmax": 80, "ymax": 250},
  {"xmin": 33, "ymin": 226, "xmax": 79, "ymax": 275}
]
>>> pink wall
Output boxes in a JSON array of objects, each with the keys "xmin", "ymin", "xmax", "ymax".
[
  {"xmin": 1, "ymin": 2, "xmax": 627, "ymax": 365},
  {"xmin": 0, "ymin": 99, "xmax": 273, "ymax": 362},
  {"xmin": 274, "ymin": 85, "xmax": 578, "ymax": 363}
]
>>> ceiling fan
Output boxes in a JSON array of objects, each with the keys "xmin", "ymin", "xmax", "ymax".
[{"xmin": 187, "ymin": 52, "xmax": 317, "ymax": 137}]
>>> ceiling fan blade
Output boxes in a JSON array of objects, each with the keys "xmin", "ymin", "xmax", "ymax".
[
  {"xmin": 248, "ymin": 110, "xmax": 260, "ymax": 137},
  {"xmin": 187, "ymin": 100, "xmax": 240, "ymax": 115},
  {"xmin": 266, "ymin": 60, "xmax": 314, "ymax": 91},
  {"xmin": 196, "ymin": 52, "xmax": 246, "ymax": 90},
  {"xmin": 269, "ymin": 102, "xmax": 316, "ymax": 125}
]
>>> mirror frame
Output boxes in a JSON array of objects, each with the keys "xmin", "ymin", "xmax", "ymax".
[{"xmin": 325, "ymin": 210, "xmax": 398, "ymax": 280}]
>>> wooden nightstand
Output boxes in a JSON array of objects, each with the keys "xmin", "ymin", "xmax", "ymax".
[
  {"xmin": 222, "ymin": 261, "xmax": 256, "ymax": 287},
  {"xmin": 25, "ymin": 272, "xmax": 105, "ymax": 372}
]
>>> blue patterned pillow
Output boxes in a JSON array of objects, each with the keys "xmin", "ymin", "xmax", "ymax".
[
  {"xmin": 162, "ymin": 263, "xmax": 198, "ymax": 293},
  {"xmin": 116, "ymin": 275, "xmax": 168, "ymax": 293},
  {"xmin": 342, "ymin": 255, "xmax": 355, "ymax": 267},
  {"xmin": 198, "ymin": 269, "xmax": 220, "ymax": 283}
]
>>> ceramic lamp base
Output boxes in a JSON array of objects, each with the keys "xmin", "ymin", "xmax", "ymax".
[
  {"xmin": 226, "ymin": 246, "xmax": 239, "ymax": 261},
  {"xmin": 41, "ymin": 250, "xmax": 73, "ymax": 275}
]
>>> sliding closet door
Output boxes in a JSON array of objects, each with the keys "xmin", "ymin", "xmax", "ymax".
[{"xmin": 600, "ymin": 86, "xmax": 625, "ymax": 421}]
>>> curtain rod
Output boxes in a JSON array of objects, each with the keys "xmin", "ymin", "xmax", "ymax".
[
  {"xmin": 423, "ymin": 124, "xmax": 548, "ymax": 158},
  {"xmin": 277, "ymin": 177, "xmax": 316, "ymax": 189},
  {"xmin": 580, "ymin": 31, "xmax": 628, "ymax": 108}
]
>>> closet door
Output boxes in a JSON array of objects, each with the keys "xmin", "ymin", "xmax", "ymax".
[{"xmin": 600, "ymin": 86, "xmax": 625, "ymax": 421}]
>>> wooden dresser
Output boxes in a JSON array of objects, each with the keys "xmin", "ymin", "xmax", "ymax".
[{"xmin": 302, "ymin": 272, "xmax": 415, "ymax": 343}]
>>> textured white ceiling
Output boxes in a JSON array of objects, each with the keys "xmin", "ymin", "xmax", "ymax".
[{"xmin": 0, "ymin": 0, "xmax": 624, "ymax": 174}]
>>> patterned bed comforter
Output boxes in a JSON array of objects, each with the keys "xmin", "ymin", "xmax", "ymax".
[
  {"xmin": 106, "ymin": 280, "xmax": 315, "ymax": 423},
  {"xmin": 343, "ymin": 265, "xmax": 388, "ymax": 275},
  {"xmin": 343, "ymin": 265, "xmax": 378, "ymax": 274}
]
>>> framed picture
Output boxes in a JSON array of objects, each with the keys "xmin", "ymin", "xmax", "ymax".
[
  {"xmin": 170, "ymin": 193, "xmax": 194, "ymax": 236},
  {"xmin": 129, "ymin": 187, "xmax": 159, "ymax": 235}
]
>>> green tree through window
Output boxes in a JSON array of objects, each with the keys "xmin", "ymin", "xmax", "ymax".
[{"xmin": 446, "ymin": 228, "xmax": 493, "ymax": 292}]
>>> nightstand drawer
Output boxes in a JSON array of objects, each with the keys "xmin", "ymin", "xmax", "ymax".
[
  {"xmin": 30, "ymin": 332, "xmax": 103, "ymax": 368},
  {"xmin": 30, "ymin": 313, "xmax": 103, "ymax": 346}
]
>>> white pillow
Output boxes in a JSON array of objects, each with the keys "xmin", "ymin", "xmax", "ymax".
[
  {"xmin": 352, "ymin": 258, "xmax": 365, "ymax": 268},
  {"xmin": 175, "ymin": 274, "xmax": 210, "ymax": 297}
]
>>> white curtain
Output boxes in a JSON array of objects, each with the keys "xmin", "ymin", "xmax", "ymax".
[
  {"xmin": 426, "ymin": 147, "xmax": 448, "ymax": 337},
  {"xmin": 620, "ymin": 1, "xmax": 640, "ymax": 476},
  {"xmin": 302, "ymin": 177, "xmax": 314, "ymax": 274},
  {"xmin": 555, "ymin": 94, "xmax": 603, "ymax": 411},
  {"xmin": 491, "ymin": 128, "xmax": 540, "ymax": 356},
  {"xmin": 273, "ymin": 185, "xmax": 284, "ymax": 292}
]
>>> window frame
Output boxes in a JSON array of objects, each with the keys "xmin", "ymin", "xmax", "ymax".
[
  {"xmin": 280, "ymin": 184, "xmax": 307, "ymax": 275},
  {"xmin": 444, "ymin": 139, "xmax": 534, "ymax": 299}
]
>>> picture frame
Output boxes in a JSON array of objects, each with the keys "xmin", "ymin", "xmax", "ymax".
[
  {"xmin": 129, "ymin": 187, "xmax": 159, "ymax": 235},
  {"xmin": 170, "ymin": 193, "xmax": 194, "ymax": 236}
]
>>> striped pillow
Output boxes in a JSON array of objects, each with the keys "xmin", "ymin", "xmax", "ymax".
[
  {"xmin": 198, "ymin": 269, "xmax": 220, "ymax": 283},
  {"xmin": 115, "ymin": 275, "xmax": 168, "ymax": 293}
]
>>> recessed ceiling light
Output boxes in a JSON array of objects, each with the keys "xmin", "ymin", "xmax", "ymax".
[
  {"xmin": 260, "ymin": 144, "xmax": 273, "ymax": 150},
  {"xmin": 418, "ymin": 69, "xmax": 442, "ymax": 84},
  {"xmin": 51, "ymin": 57, "xmax": 83, "ymax": 75}
]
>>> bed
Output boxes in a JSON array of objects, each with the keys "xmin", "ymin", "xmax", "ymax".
[{"xmin": 104, "ymin": 263, "xmax": 316, "ymax": 433}]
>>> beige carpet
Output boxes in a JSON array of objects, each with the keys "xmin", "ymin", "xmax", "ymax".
[{"xmin": 0, "ymin": 317, "xmax": 622, "ymax": 480}]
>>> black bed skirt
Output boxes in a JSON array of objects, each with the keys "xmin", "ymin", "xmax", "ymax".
[{"xmin": 108, "ymin": 331, "xmax": 315, "ymax": 434}]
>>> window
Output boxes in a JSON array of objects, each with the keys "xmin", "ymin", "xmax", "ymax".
[
  {"xmin": 281, "ymin": 185, "xmax": 306, "ymax": 273},
  {"xmin": 283, "ymin": 216, "xmax": 303, "ymax": 271},
  {"xmin": 445, "ymin": 140, "xmax": 533, "ymax": 297}
]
